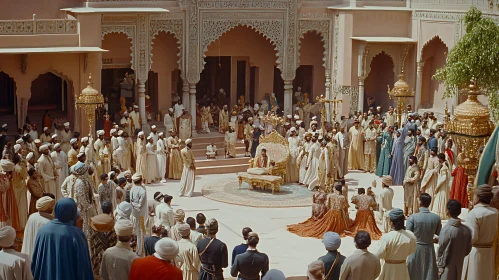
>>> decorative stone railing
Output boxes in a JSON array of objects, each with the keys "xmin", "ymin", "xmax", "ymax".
[{"xmin": 0, "ymin": 19, "xmax": 77, "ymax": 35}]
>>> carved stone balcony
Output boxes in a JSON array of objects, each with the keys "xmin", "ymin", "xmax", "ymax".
[{"xmin": 0, "ymin": 19, "xmax": 77, "ymax": 35}]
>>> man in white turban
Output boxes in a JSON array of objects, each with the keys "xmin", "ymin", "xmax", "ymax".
[
  {"xmin": 129, "ymin": 238, "xmax": 182, "ymax": 279},
  {"xmin": 21, "ymin": 196, "xmax": 55, "ymax": 260},
  {"xmin": 37, "ymin": 144, "xmax": 58, "ymax": 198},
  {"xmin": 51, "ymin": 142, "xmax": 68, "ymax": 200},
  {"xmin": 130, "ymin": 173, "xmax": 147, "ymax": 256},
  {"xmin": 0, "ymin": 226, "xmax": 33, "ymax": 279},
  {"xmin": 100, "ymin": 219, "xmax": 138, "ymax": 280},
  {"xmin": 115, "ymin": 201, "xmax": 133, "ymax": 221},
  {"xmin": 164, "ymin": 108, "xmax": 176, "ymax": 137},
  {"xmin": 177, "ymin": 223, "xmax": 201, "ymax": 280},
  {"xmin": 318, "ymin": 231, "xmax": 345, "ymax": 280}
]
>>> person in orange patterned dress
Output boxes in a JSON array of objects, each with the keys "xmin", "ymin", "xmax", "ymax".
[
  {"xmin": 347, "ymin": 188, "xmax": 382, "ymax": 240},
  {"xmin": 288, "ymin": 185, "xmax": 350, "ymax": 238}
]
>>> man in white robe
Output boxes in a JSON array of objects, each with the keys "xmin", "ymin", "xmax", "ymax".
[
  {"xmin": 379, "ymin": 176, "xmax": 395, "ymax": 233},
  {"xmin": 0, "ymin": 226, "xmax": 33, "ymax": 280},
  {"xmin": 179, "ymin": 111, "xmax": 192, "ymax": 141},
  {"xmin": 348, "ymin": 120, "xmax": 364, "ymax": 170},
  {"xmin": 157, "ymin": 132, "xmax": 167, "ymax": 183},
  {"xmin": 144, "ymin": 136, "xmax": 158, "ymax": 184},
  {"xmin": 129, "ymin": 105, "xmax": 141, "ymax": 135},
  {"xmin": 21, "ymin": 196, "xmax": 54, "ymax": 260},
  {"xmin": 163, "ymin": 108, "xmax": 175, "ymax": 137},
  {"xmin": 60, "ymin": 122, "xmax": 72, "ymax": 154},
  {"xmin": 174, "ymin": 101, "xmax": 185, "ymax": 131},
  {"xmin": 50, "ymin": 143, "xmax": 67, "ymax": 200},
  {"xmin": 155, "ymin": 195, "xmax": 175, "ymax": 232},
  {"xmin": 149, "ymin": 125, "xmax": 159, "ymax": 146},
  {"xmin": 94, "ymin": 130, "xmax": 106, "ymax": 175},
  {"xmin": 206, "ymin": 144, "xmax": 217, "ymax": 159},
  {"xmin": 100, "ymin": 219, "xmax": 138, "ymax": 280},
  {"xmin": 176, "ymin": 223, "xmax": 201, "ymax": 280},
  {"xmin": 37, "ymin": 144, "xmax": 58, "ymax": 197},
  {"xmin": 224, "ymin": 127, "xmax": 237, "ymax": 158},
  {"xmin": 120, "ymin": 112, "xmax": 132, "ymax": 136},
  {"xmin": 61, "ymin": 166, "xmax": 78, "ymax": 199},
  {"xmin": 129, "ymin": 173, "xmax": 147, "ymax": 256},
  {"xmin": 179, "ymin": 139, "xmax": 196, "ymax": 197},
  {"xmin": 287, "ymin": 127, "xmax": 300, "ymax": 183},
  {"xmin": 135, "ymin": 132, "xmax": 147, "ymax": 179}
]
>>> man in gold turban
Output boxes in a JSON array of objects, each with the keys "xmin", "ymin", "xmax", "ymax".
[
  {"xmin": 89, "ymin": 213, "xmax": 116, "ymax": 278},
  {"xmin": 21, "ymin": 196, "xmax": 55, "ymax": 260}
]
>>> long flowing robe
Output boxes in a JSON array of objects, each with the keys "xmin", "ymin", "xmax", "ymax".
[
  {"xmin": 364, "ymin": 127, "xmax": 377, "ymax": 172},
  {"xmin": 378, "ymin": 187, "xmax": 394, "ymax": 233},
  {"xmin": 450, "ymin": 166, "xmax": 469, "ymax": 208},
  {"xmin": 403, "ymin": 136, "xmax": 416, "ymax": 172},
  {"xmin": 403, "ymin": 164, "xmax": 420, "ymax": 215},
  {"xmin": 179, "ymin": 147, "xmax": 195, "ymax": 197},
  {"xmin": 135, "ymin": 138, "xmax": 147, "ymax": 178},
  {"xmin": 130, "ymin": 183, "xmax": 147, "ymax": 256},
  {"xmin": 164, "ymin": 114, "xmax": 175, "ymax": 137},
  {"xmin": 348, "ymin": 194, "xmax": 382, "ymax": 240},
  {"xmin": 60, "ymin": 174, "xmax": 77, "ymax": 200},
  {"xmin": 157, "ymin": 138, "xmax": 167, "ymax": 180},
  {"xmin": 89, "ymin": 229, "xmax": 117, "ymax": 279},
  {"xmin": 60, "ymin": 129, "xmax": 72, "ymax": 154},
  {"xmin": 303, "ymin": 142, "xmax": 320, "ymax": 189},
  {"xmin": 312, "ymin": 147, "xmax": 329, "ymax": 190},
  {"xmin": 348, "ymin": 126, "xmax": 364, "ymax": 170},
  {"xmin": 37, "ymin": 154, "xmax": 57, "ymax": 200},
  {"xmin": 178, "ymin": 238, "xmax": 201, "ymax": 280},
  {"xmin": 224, "ymin": 131, "xmax": 237, "ymax": 157},
  {"xmin": 437, "ymin": 218, "xmax": 472, "ymax": 280},
  {"xmin": 167, "ymin": 136, "xmax": 183, "ymax": 179},
  {"xmin": 31, "ymin": 201, "xmax": 93, "ymax": 280},
  {"xmin": 336, "ymin": 132, "xmax": 350, "ymax": 178},
  {"xmin": 462, "ymin": 203, "xmax": 498, "ymax": 280},
  {"xmin": 390, "ymin": 133, "xmax": 406, "ymax": 185},
  {"xmin": 0, "ymin": 248, "xmax": 33, "ymax": 280},
  {"xmin": 406, "ymin": 208, "xmax": 442, "ymax": 280},
  {"xmin": 145, "ymin": 142, "xmax": 158, "ymax": 183},
  {"xmin": 420, "ymin": 156, "xmax": 439, "ymax": 209},
  {"xmin": 73, "ymin": 176, "xmax": 98, "ymax": 238},
  {"xmin": 21, "ymin": 212, "xmax": 53, "ymax": 261},
  {"xmin": 219, "ymin": 110, "xmax": 229, "ymax": 133},
  {"xmin": 179, "ymin": 116, "xmax": 192, "ymax": 141},
  {"xmin": 375, "ymin": 230, "xmax": 417, "ymax": 280},
  {"xmin": 50, "ymin": 150, "xmax": 67, "ymax": 200},
  {"xmin": 27, "ymin": 176, "xmax": 45, "ymax": 215},
  {"xmin": 433, "ymin": 163, "xmax": 450, "ymax": 219},
  {"xmin": 12, "ymin": 163, "xmax": 28, "ymax": 229},
  {"xmin": 155, "ymin": 202, "xmax": 175, "ymax": 232},
  {"xmin": 376, "ymin": 131, "xmax": 393, "ymax": 176},
  {"xmin": 298, "ymin": 140, "xmax": 311, "ymax": 184}
]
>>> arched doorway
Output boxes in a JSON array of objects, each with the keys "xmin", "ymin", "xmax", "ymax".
[
  {"xmin": 421, "ymin": 37, "xmax": 448, "ymax": 110},
  {"xmin": 201, "ymin": 25, "xmax": 279, "ymax": 108},
  {"xmin": 296, "ymin": 31, "xmax": 326, "ymax": 103},
  {"xmin": 151, "ymin": 31, "xmax": 182, "ymax": 115},
  {"xmin": 101, "ymin": 32, "xmax": 134, "ymax": 123},
  {"xmin": 29, "ymin": 72, "xmax": 72, "ymax": 130},
  {"xmin": 364, "ymin": 52, "xmax": 395, "ymax": 111},
  {"xmin": 0, "ymin": 72, "xmax": 17, "ymax": 128}
]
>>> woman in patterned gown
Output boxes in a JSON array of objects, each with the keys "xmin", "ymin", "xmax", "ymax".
[
  {"xmin": 288, "ymin": 185, "xmax": 350, "ymax": 238},
  {"xmin": 347, "ymin": 188, "xmax": 382, "ymax": 240}
]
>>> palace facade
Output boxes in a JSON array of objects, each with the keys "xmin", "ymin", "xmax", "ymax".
[{"xmin": 0, "ymin": 0, "xmax": 495, "ymax": 134}]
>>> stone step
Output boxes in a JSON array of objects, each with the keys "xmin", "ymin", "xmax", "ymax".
[
  {"xmin": 195, "ymin": 163, "xmax": 249, "ymax": 175},
  {"xmin": 195, "ymin": 156, "xmax": 250, "ymax": 168},
  {"xmin": 191, "ymin": 146, "xmax": 246, "ymax": 158}
]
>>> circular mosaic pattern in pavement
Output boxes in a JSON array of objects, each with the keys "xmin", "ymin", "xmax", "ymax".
[{"xmin": 201, "ymin": 179, "xmax": 312, "ymax": 208}]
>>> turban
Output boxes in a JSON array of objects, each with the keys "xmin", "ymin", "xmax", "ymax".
[
  {"xmin": 77, "ymin": 152, "xmax": 85, "ymax": 158},
  {"xmin": 151, "ymin": 125, "xmax": 156, "ymax": 129},
  {"xmin": 36, "ymin": 196, "xmax": 55, "ymax": 212},
  {"xmin": 147, "ymin": 136, "xmax": 152, "ymax": 140},
  {"xmin": 97, "ymin": 130, "xmax": 105, "ymax": 136},
  {"xmin": 34, "ymin": 139, "xmax": 41, "ymax": 144},
  {"xmin": 132, "ymin": 173, "xmax": 142, "ymax": 182},
  {"xmin": 475, "ymin": 184, "xmax": 494, "ymax": 201},
  {"xmin": 294, "ymin": 114, "xmax": 300, "ymax": 120},
  {"xmin": 177, "ymin": 223, "xmax": 191, "ymax": 237},
  {"xmin": 1, "ymin": 124, "xmax": 6, "ymax": 128},
  {"xmin": 307, "ymin": 260, "xmax": 324, "ymax": 280},
  {"xmin": 382, "ymin": 176, "xmax": 392, "ymax": 187},
  {"xmin": 285, "ymin": 122, "xmax": 290, "ymax": 126},
  {"xmin": 74, "ymin": 162, "xmax": 88, "ymax": 175},
  {"xmin": 110, "ymin": 129, "xmax": 116, "ymax": 134},
  {"xmin": 174, "ymin": 209, "xmax": 185, "ymax": 222},
  {"xmin": 0, "ymin": 159, "xmax": 15, "ymax": 172},
  {"xmin": 389, "ymin": 208, "xmax": 404, "ymax": 221},
  {"xmin": 90, "ymin": 214, "xmax": 115, "ymax": 232},
  {"xmin": 15, "ymin": 138, "xmax": 23, "ymax": 144},
  {"xmin": 123, "ymin": 170, "xmax": 132, "ymax": 177},
  {"xmin": 290, "ymin": 127, "xmax": 296, "ymax": 132},
  {"xmin": 117, "ymin": 130, "xmax": 123, "ymax": 136},
  {"xmin": 158, "ymin": 132, "xmax": 164, "ymax": 137},
  {"xmin": 287, "ymin": 114, "xmax": 292, "ymax": 119},
  {"xmin": 114, "ymin": 219, "xmax": 134, "ymax": 236},
  {"xmin": 134, "ymin": 105, "xmax": 139, "ymax": 109},
  {"xmin": 138, "ymin": 131, "xmax": 144, "ymax": 137},
  {"xmin": 206, "ymin": 218, "xmax": 219, "ymax": 234},
  {"xmin": 26, "ymin": 152, "xmax": 34, "ymax": 161},
  {"xmin": 169, "ymin": 108, "xmax": 174, "ymax": 112},
  {"xmin": 64, "ymin": 122, "xmax": 70, "ymax": 127},
  {"xmin": 54, "ymin": 143, "xmax": 61, "ymax": 149},
  {"xmin": 51, "ymin": 134, "xmax": 58, "ymax": 139},
  {"xmin": 296, "ymin": 120, "xmax": 302, "ymax": 125},
  {"xmin": 248, "ymin": 117, "xmax": 253, "ymax": 122},
  {"xmin": 43, "ymin": 127, "xmax": 48, "ymax": 132},
  {"xmin": 81, "ymin": 137, "xmax": 89, "ymax": 142},
  {"xmin": 39, "ymin": 144, "xmax": 49, "ymax": 152},
  {"xmin": 124, "ymin": 112, "xmax": 129, "ymax": 116},
  {"xmin": 322, "ymin": 231, "xmax": 341, "ymax": 251},
  {"xmin": 185, "ymin": 139, "xmax": 192, "ymax": 145},
  {"xmin": 312, "ymin": 116, "xmax": 317, "ymax": 121},
  {"xmin": 310, "ymin": 121, "xmax": 318, "ymax": 126},
  {"xmin": 154, "ymin": 238, "xmax": 179, "ymax": 261},
  {"xmin": 117, "ymin": 201, "xmax": 133, "ymax": 218},
  {"xmin": 14, "ymin": 144, "xmax": 21, "ymax": 153},
  {"xmin": 70, "ymin": 138, "xmax": 78, "ymax": 145},
  {"xmin": 0, "ymin": 226, "xmax": 16, "ymax": 248}
]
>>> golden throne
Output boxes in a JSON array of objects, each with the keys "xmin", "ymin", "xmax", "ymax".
[{"xmin": 249, "ymin": 129, "xmax": 290, "ymax": 178}]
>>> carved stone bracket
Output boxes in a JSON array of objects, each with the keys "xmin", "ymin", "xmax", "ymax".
[
  {"xmin": 150, "ymin": 19, "xmax": 183, "ymax": 71},
  {"xmin": 298, "ymin": 19, "xmax": 330, "ymax": 69},
  {"xmin": 101, "ymin": 25, "xmax": 136, "ymax": 70}
]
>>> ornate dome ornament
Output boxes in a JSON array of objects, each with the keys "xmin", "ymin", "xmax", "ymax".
[
  {"xmin": 75, "ymin": 74, "xmax": 104, "ymax": 136},
  {"xmin": 387, "ymin": 71, "xmax": 414, "ymax": 125}
]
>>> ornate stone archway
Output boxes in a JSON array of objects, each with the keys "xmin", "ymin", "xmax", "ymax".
[{"xmin": 101, "ymin": 26, "xmax": 136, "ymax": 70}]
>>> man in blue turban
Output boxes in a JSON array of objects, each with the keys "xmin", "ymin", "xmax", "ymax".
[{"xmin": 31, "ymin": 198, "xmax": 93, "ymax": 280}]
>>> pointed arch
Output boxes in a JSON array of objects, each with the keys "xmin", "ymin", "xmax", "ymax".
[{"xmin": 420, "ymin": 35, "xmax": 449, "ymax": 61}]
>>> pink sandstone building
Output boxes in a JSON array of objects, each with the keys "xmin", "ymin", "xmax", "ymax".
[{"xmin": 0, "ymin": 0, "xmax": 493, "ymax": 134}]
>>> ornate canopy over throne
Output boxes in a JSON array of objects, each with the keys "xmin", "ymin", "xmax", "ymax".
[{"xmin": 249, "ymin": 130, "xmax": 290, "ymax": 178}]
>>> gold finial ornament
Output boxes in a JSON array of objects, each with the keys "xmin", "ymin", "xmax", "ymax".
[
  {"xmin": 75, "ymin": 73, "xmax": 104, "ymax": 136},
  {"xmin": 387, "ymin": 71, "xmax": 414, "ymax": 125},
  {"xmin": 444, "ymin": 79, "xmax": 494, "ymax": 207}
]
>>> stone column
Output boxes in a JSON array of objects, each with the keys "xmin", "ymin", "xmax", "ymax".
[
  {"xmin": 415, "ymin": 61, "xmax": 424, "ymax": 111},
  {"xmin": 358, "ymin": 78, "xmax": 365, "ymax": 113},
  {"xmin": 138, "ymin": 80, "xmax": 150, "ymax": 134},
  {"xmin": 182, "ymin": 81, "xmax": 190, "ymax": 113},
  {"xmin": 284, "ymin": 80, "xmax": 293, "ymax": 117},
  {"xmin": 325, "ymin": 71, "xmax": 332, "ymax": 122},
  {"xmin": 189, "ymin": 83, "xmax": 197, "ymax": 135}
]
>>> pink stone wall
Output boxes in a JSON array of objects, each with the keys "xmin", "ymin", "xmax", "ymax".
[
  {"xmin": 204, "ymin": 26, "xmax": 277, "ymax": 103},
  {"xmin": 0, "ymin": 0, "xmax": 83, "ymax": 19},
  {"xmin": 299, "ymin": 32, "xmax": 326, "ymax": 100},
  {"xmin": 151, "ymin": 31, "xmax": 180, "ymax": 113}
]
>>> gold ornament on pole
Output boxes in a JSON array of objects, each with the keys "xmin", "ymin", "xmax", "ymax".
[
  {"xmin": 444, "ymin": 80, "xmax": 494, "ymax": 207},
  {"xmin": 75, "ymin": 73, "xmax": 104, "ymax": 137},
  {"xmin": 316, "ymin": 95, "xmax": 342, "ymax": 135},
  {"xmin": 387, "ymin": 71, "xmax": 414, "ymax": 126}
]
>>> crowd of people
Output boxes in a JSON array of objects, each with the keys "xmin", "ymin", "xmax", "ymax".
[{"xmin": 0, "ymin": 91, "xmax": 497, "ymax": 280}]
